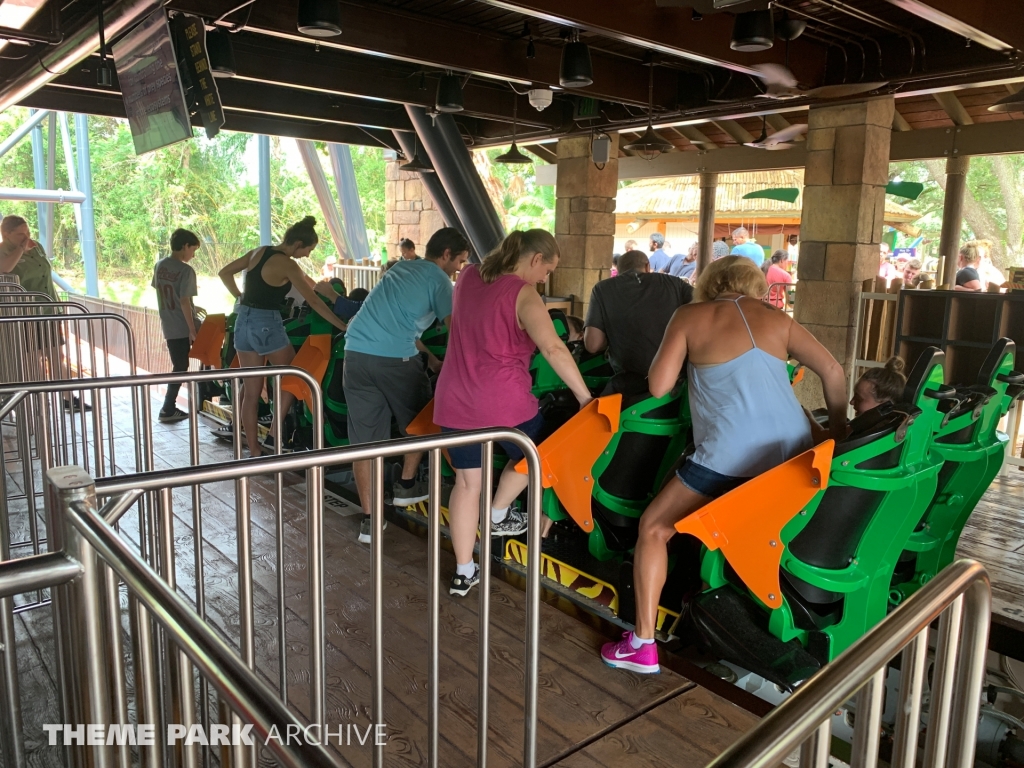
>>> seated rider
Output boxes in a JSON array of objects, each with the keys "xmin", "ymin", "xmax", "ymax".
[
  {"xmin": 600, "ymin": 256, "xmax": 848, "ymax": 675},
  {"xmin": 806, "ymin": 356, "xmax": 906, "ymax": 443}
]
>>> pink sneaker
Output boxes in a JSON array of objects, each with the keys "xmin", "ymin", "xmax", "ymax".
[{"xmin": 600, "ymin": 632, "xmax": 660, "ymax": 674}]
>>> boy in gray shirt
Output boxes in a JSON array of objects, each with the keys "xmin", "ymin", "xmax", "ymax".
[{"xmin": 152, "ymin": 229, "xmax": 200, "ymax": 422}]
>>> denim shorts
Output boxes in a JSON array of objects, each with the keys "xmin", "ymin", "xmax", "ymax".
[
  {"xmin": 233, "ymin": 305, "xmax": 290, "ymax": 355},
  {"xmin": 442, "ymin": 411, "xmax": 545, "ymax": 470},
  {"xmin": 676, "ymin": 459, "xmax": 747, "ymax": 498}
]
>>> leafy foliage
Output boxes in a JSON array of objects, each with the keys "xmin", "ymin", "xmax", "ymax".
[
  {"xmin": 0, "ymin": 109, "xmax": 387, "ymax": 281},
  {"xmin": 473, "ymin": 147, "xmax": 555, "ymax": 231}
]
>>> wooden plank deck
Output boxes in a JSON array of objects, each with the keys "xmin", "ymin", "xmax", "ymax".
[{"xmin": 3, "ymin": 406, "xmax": 761, "ymax": 768}]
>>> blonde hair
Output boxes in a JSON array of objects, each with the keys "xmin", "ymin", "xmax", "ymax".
[
  {"xmin": 959, "ymin": 240, "xmax": 990, "ymax": 264},
  {"xmin": 479, "ymin": 229, "xmax": 558, "ymax": 284},
  {"xmin": 694, "ymin": 255, "xmax": 768, "ymax": 302}
]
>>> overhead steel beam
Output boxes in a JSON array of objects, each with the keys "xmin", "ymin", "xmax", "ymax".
[
  {"xmin": 473, "ymin": 0, "xmax": 826, "ymax": 83},
  {"xmin": 0, "ymin": 188, "xmax": 86, "ymax": 204},
  {"xmin": 18, "ymin": 85, "xmax": 404, "ymax": 149},
  {"xmin": 536, "ymin": 118, "xmax": 1024, "ymax": 183},
  {"xmin": 880, "ymin": 0, "xmax": 1022, "ymax": 52},
  {"xmin": 0, "ymin": 108, "xmax": 50, "ymax": 159},
  {"xmin": 167, "ymin": 0, "xmax": 668, "ymax": 109},
  {"xmin": 54, "ymin": 59, "xmax": 415, "ymax": 132},
  {"xmin": 0, "ymin": 0, "xmax": 162, "ymax": 112}
]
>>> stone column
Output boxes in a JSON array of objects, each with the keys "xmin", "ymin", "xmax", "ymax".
[
  {"xmin": 938, "ymin": 155, "xmax": 970, "ymax": 287},
  {"xmin": 384, "ymin": 158, "xmax": 446, "ymax": 262},
  {"xmin": 795, "ymin": 97, "xmax": 895, "ymax": 405},
  {"xmin": 552, "ymin": 134, "xmax": 619, "ymax": 316}
]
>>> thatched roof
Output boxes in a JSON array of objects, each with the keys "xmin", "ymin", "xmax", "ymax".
[{"xmin": 616, "ymin": 169, "xmax": 921, "ymax": 224}]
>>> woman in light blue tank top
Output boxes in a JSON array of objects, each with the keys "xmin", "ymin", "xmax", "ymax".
[{"xmin": 601, "ymin": 256, "xmax": 850, "ymax": 674}]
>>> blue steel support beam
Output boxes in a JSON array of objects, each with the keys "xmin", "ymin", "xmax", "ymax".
[
  {"xmin": 0, "ymin": 108, "xmax": 50, "ymax": 159},
  {"xmin": 406, "ymin": 106, "xmax": 504, "ymax": 260},
  {"xmin": 45, "ymin": 112, "xmax": 56, "ymax": 258},
  {"xmin": 328, "ymin": 144, "xmax": 371, "ymax": 264},
  {"xmin": 74, "ymin": 114, "xmax": 99, "ymax": 297},
  {"xmin": 59, "ymin": 113, "xmax": 84, "ymax": 243},
  {"xmin": 30, "ymin": 110, "xmax": 48, "ymax": 250},
  {"xmin": 258, "ymin": 135, "xmax": 272, "ymax": 245}
]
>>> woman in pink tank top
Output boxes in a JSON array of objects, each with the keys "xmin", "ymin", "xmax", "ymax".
[{"xmin": 435, "ymin": 230, "xmax": 593, "ymax": 596}]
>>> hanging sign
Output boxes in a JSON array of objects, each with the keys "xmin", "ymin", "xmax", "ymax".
[{"xmin": 169, "ymin": 13, "xmax": 226, "ymax": 139}]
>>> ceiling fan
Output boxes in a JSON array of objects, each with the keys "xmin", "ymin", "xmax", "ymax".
[
  {"xmin": 744, "ymin": 116, "xmax": 807, "ymax": 150},
  {"xmin": 754, "ymin": 63, "xmax": 888, "ymax": 100}
]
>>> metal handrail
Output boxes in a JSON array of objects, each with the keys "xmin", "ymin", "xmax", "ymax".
[
  {"xmin": 707, "ymin": 559, "xmax": 991, "ymax": 768},
  {"xmin": 88, "ymin": 427, "xmax": 544, "ymax": 768}
]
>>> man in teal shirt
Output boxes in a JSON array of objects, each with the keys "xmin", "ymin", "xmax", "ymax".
[
  {"xmin": 730, "ymin": 227, "xmax": 766, "ymax": 267},
  {"xmin": 343, "ymin": 227, "xmax": 470, "ymax": 544}
]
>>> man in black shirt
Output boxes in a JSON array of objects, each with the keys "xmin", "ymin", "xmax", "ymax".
[{"xmin": 584, "ymin": 250, "xmax": 693, "ymax": 380}]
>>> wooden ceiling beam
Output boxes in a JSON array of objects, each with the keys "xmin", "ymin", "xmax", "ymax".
[
  {"xmin": 766, "ymin": 113, "xmax": 805, "ymax": 142},
  {"xmin": 525, "ymin": 144, "xmax": 557, "ymax": 163},
  {"xmin": 933, "ymin": 91, "xmax": 974, "ymax": 126},
  {"xmin": 166, "ymin": 0, "xmax": 670, "ymax": 109},
  {"xmin": 676, "ymin": 124, "xmax": 719, "ymax": 150},
  {"xmin": 473, "ymin": 0, "xmax": 826, "ymax": 85},
  {"xmin": 712, "ymin": 119, "xmax": 755, "ymax": 145},
  {"xmin": 892, "ymin": 109, "xmax": 913, "ymax": 131}
]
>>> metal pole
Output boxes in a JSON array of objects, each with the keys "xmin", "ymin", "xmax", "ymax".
[
  {"xmin": 58, "ymin": 113, "xmax": 85, "ymax": 244},
  {"xmin": 891, "ymin": 632, "xmax": 928, "ymax": 768},
  {"xmin": 922, "ymin": 596, "xmax": 963, "ymax": 768},
  {"xmin": 478, "ymin": 441, "xmax": 493, "ymax": 768},
  {"xmin": 46, "ymin": 112, "xmax": 56, "ymax": 258},
  {"xmin": 328, "ymin": 144, "xmax": 372, "ymax": 263},
  {"xmin": 30, "ymin": 109, "xmax": 48, "ymax": 246},
  {"xmin": 258, "ymin": 135, "xmax": 272, "ymax": 245},
  {"xmin": 938, "ymin": 155, "xmax": 969, "ymax": 288},
  {"xmin": 698, "ymin": 171, "xmax": 718, "ymax": 276},
  {"xmin": 295, "ymin": 139, "xmax": 350, "ymax": 260},
  {"xmin": 0, "ymin": 188, "xmax": 86, "ymax": 204},
  {"xmin": 371, "ymin": 455, "xmax": 384, "ymax": 768},
  {"xmin": 0, "ymin": 108, "xmax": 50, "ymax": 159},
  {"xmin": 850, "ymin": 669, "xmax": 885, "ymax": 768},
  {"xmin": 946, "ymin": 579, "xmax": 992, "ymax": 768},
  {"xmin": 427, "ymin": 448, "xmax": 441, "ymax": 768},
  {"xmin": 74, "ymin": 113, "xmax": 99, "ymax": 297}
]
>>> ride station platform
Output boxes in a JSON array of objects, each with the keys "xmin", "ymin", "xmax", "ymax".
[{"xmin": 4, "ymin": 406, "xmax": 761, "ymax": 768}]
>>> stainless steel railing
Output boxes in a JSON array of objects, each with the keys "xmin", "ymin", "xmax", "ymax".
[
  {"xmin": 83, "ymin": 428, "xmax": 543, "ymax": 768},
  {"xmin": 0, "ymin": 464, "xmax": 347, "ymax": 768},
  {"xmin": 1, "ymin": 366, "xmax": 327, "ymax": 768},
  {"xmin": 0, "ymin": 275, "xmax": 21, "ymax": 285},
  {"xmin": 707, "ymin": 559, "xmax": 991, "ymax": 768}
]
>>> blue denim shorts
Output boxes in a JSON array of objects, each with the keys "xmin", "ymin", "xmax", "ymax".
[
  {"xmin": 233, "ymin": 305, "xmax": 290, "ymax": 355},
  {"xmin": 676, "ymin": 459, "xmax": 747, "ymax": 498},
  {"xmin": 441, "ymin": 411, "xmax": 545, "ymax": 470}
]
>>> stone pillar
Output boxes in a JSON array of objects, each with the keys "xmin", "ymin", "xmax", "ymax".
[
  {"xmin": 552, "ymin": 134, "xmax": 619, "ymax": 316},
  {"xmin": 384, "ymin": 159, "xmax": 446, "ymax": 262},
  {"xmin": 938, "ymin": 155, "xmax": 970, "ymax": 287},
  {"xmin": 795, "ymin": 97, "xmax": 895, "ymax": 404},
  {"xmin": 697, "ymin": 172, "xmax": 718, "ymax": 274}
]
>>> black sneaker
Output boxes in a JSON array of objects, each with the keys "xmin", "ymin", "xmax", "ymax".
[
  {"xmin": 211, "ymin": 424, "xmax": 235, "ymax": 440},
  {"xmin": 158, "ymin": 408, "xmax": 189, "ymax": 423},
  {"xmin": 491, "ymin": 503, "xmax": 528, "ymax": 537},
  {"xmin": 449, "ymin": 567, "xmax": 480, "ymax": 597},
  {"xmin": 258, "ymin": 414, "xmax": 273, "ymax": 427},
  {"xmin": 63, "ymin": 396, "xmax": 92, "ymax": 413},
  {"xmin": 358, "ymin": 516, "xmax": 388, "ymax": 544},
  {"xmin": 392, "ymin": 476, "xmax": 429, "ymax": 506}
]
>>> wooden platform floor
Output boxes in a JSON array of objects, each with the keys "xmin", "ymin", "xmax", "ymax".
[
  {"xmin": 3, "ymin": 406, "xmax": 761, "ymax": 768},
  {"xmin": 956, "ymin": 473, "xmax": 1024, "ymax": 637}
]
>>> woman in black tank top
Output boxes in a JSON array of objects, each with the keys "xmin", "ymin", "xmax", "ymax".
[{"xmin": 219, "ymin": 216, "xmax": 347, "ymax": 456}]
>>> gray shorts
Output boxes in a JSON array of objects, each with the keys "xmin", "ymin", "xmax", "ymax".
[{"xmin": 343, "ymin": 350, "xmax": 433, "ymax": 446}]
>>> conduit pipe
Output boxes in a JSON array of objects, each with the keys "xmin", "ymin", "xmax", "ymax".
[{"xmin": 0, "ymin": 0, "xmax": 163, "ymax": 113}]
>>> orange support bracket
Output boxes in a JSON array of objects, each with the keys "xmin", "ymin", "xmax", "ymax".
[
  {"xmin": 282, "ymin": 334, "xmax": 332, "ymax": 411},
  {"xmin": 674, "ymin": 440, "xmax": 834, "ymax": 610},
  {"xmin": 406, "ymin": 398, "xmax": 441, "ymax": 436},
  {"xmin": 514, "ymin": 395, "xmax": 622, "ymax": 533},
  {"xmin": 189, "ymin": 314, "xmax": 226, "ymax": 368}
]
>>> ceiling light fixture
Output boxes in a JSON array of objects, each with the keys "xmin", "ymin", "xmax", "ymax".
[
  {"xmin": 731, "ymin": 9, "xmax": 774, "ymax": 52},
  {"xmin": 622, "ymin": 60, "xmax": 674, "ymax": 161},
  {"xmin": 496, "ymin": 90, "xmax": 532, "ymax": 164},
  {"xmin": 297, "ymin": 0, "xmax": 342, "ymax": 38},
  {"xmin": 989, "ymin": 87, "xmax": 1024, "ymax": 114},
  {"xmin": 559, "ymin": 29, "xmax": 593, "ymax": 88},
  {"xmin": 401, "ymin": 136, "xmax": 435, "ymax": 173},
  {"xmin": 206, "ymin": 28, "xmax": 237, "ymax": 78},
  {"xmin": 435, "ymin": 72, "xmax": 464, "ymax": 113}
]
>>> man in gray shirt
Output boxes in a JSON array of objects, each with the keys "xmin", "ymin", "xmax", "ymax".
[
  {"xmin": 152, "ymin": 228, "xmax": 200, "ymax": 422},
  {"xmin": 584, "ymin": 250, "xmax": 693, "ymax": 383}
]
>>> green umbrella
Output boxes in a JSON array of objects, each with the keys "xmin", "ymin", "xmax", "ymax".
[
  {"xmin": 885, "ymin": 181, "xmax": 924, "ymax": 200},
  {"xmin": 741, "ymin": 187, "xmax": 801, "ymax": 203}
]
